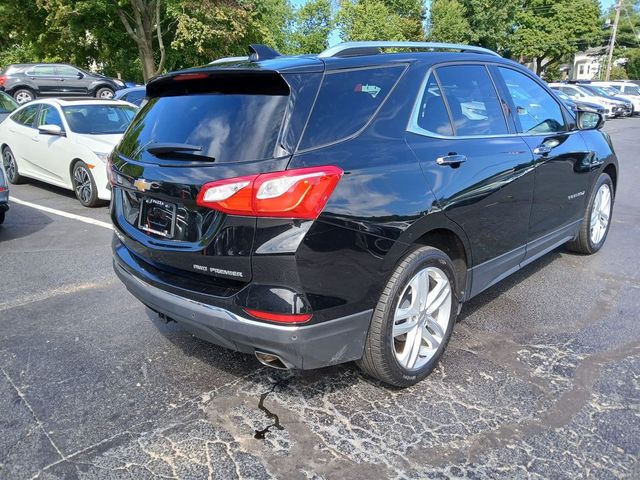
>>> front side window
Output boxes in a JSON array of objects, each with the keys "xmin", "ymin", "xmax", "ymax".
[
  {"xmin": 622, "ymin": 85, "xmax": 640, "ymax": 95},
  {"xmin": 62, "ymin": 105, "xmax": 136, "ymax": 134},
  {"xmin": 498, "ymin": 68, "xmax": 566, "ymax": 134},
  {"xmin": 435, "ymin": 64, "xmax": 508, "ymax": 136},
  {"xmin": 56, "ymin": 66, "xmax": 80, "ymax": 77},
  {"xmin": 11, "ymin": 104, "xmax": 40, "ymax": 127},
  {"xmin": 38, "ymin": 105, "xmax": 65, "ymax": 130},
  {"xmin": 299, "ymin": 65, "xmax": 405, "ymax": 150}
]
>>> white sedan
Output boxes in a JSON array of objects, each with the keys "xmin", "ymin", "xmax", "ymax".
[{"xmin": 0, "ymin": 98, "xmax": 136, "ymax": 207}]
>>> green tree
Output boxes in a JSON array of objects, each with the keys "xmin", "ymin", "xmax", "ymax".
[
  {"xmin": 427, "ymin": 0, "xmax": 476, "ymax": 44},
  {"xmin": 511, "ymin": 0, "xmax": 602, "ymax": 75},
  {"xmin": 336, "ymin": 0, "xmax": 425, "ymax": 42},
  {"xmin": 291, "ymin": 0, "xmax": 333, "ymax": 54},
  {"xmin": 459, "ymin": 0, "xmax": 519, "ymax": 53}
]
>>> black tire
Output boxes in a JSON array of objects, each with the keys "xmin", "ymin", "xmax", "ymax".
[
  {"xmin": 95, "ymin": 87, "xmax": 114, "ymax": 99},
  {"xmin": 357, "ymin": 246, "xmax": 459, "ymax": 387},
  {"xmin": 0, "ymin": 211, "xmax": 5, "ymax": 224},
  {"xmin": 72, "ymin": 161, "xmax": 101, "ymax": 207},
  {"xmin": 12, "ymin": 88, "xmax": 35, "ymax": 104},
  {"xmin": 2, "ymin": 147, "xmax": 26, "ymax": 184},
  {"xmin": 566, "ymin": 172, "xmax": 614, "ymax": 254}
]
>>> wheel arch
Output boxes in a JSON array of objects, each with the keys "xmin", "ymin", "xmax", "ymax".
[
  {"xmin": 603, "ymin": 162, "xmax": 617, "ymax": 193},
  {"xmin": 390, "ymin": 213, "xmax": 473, "ymax": 300},
  {"xmin": 69, "ymin": 158, "xmax": 85, "ymax": 181}
]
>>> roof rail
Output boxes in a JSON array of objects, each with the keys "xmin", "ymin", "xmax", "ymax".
[{"xmin": 318, "ymin": 41, "xmax": 500, "ymax": 58}]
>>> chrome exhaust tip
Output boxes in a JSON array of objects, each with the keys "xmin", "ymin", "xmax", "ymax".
[{"xmin": 255, "ymin": 351, "xmax": 289, "ymax": 370}]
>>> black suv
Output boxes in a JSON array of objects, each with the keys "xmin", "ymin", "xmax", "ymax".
[
  {"xmin": 0, "ymin": 63, "xmax": 125, "ymax": 104},
  {"xmin": 110, "ymin": 42, "xmax": 618, "ymax": 387}
]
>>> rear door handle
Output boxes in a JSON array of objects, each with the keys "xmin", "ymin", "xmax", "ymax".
[{"xmin": 436, "ymin": 154, "xmax": 467, "ymax": 166}]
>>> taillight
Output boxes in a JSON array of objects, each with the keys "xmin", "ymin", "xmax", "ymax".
[
  {"xmin": 244, "ymin": 308, "xmax": 312, "ymax": 324},
  {"xmin": 0, "ymin": 76, "xmax": 6, "ymax": 87},
  {"xmin": 106, "ymin": 155, "xmax": 116, "ymax": 186},
  {"xmin": 196, "ymin": 166, "xmax": 343, "ymax": 219}
]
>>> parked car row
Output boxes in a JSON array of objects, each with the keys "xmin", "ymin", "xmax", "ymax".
[
  {"xmin": 549, "ymin": 80, "xmax": 640, "ymax": 119},
  {"xmin": 0, "ymin": 98, "xmax": 137, "ymax": 206}
]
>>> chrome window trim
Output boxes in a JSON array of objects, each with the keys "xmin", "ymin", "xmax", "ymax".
[{"xmin": 408, "ymin": 62, "xmax": 573, "ymax": 140}]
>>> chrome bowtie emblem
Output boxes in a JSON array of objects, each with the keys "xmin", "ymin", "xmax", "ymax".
[{"xmin": 133, "ymin": 178, "xmax": 157, "ymax": 192}]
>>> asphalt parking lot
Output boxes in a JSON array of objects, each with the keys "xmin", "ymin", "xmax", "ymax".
[{"xmin": 1, "ymin": 118, "xmax": 639, "ymax": 480}]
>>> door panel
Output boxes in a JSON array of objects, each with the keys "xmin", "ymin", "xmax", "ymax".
[
  {"xmin": 406, "ymin": 64, "xmax": 535, "ymax": 298},
  {"xmin": 34, "ymin": 105, "xmax": 72, "ymax": 184},
  {"xmin": 26, "ymin": 65, "xmax": 63, "ymax": 95},
  {"xmin": 56, "ymin": 66, "xmax": 88, "ymax": 95},
  {"xmin": 493, "ymin": 66, "xmax": 591, "ymax": 256}
]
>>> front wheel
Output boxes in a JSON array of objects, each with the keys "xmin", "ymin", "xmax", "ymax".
[
  {"xmin": 95, "ymin": 87, "xmax": 114, "ymax": 99},
  {"xmin": 566, "ymin": 173, "xmax": 614, "ymax": 254},
  {"xmin": 357, "ymin": 246, "xmax": 459, "ymax": 387},
  {"xmin": 72, "ymin": 162, "xmax": 100, "ymax": 207}
]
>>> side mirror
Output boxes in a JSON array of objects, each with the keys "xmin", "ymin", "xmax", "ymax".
[
  {"xmin": 576, "ymin": 110, "xmax": 604, "ymax": 130},
  {"xmin": 76, "ymin": 71, "xmax": 84, "ymax": 79},
  {"xmin": 38, "ymin": 124, "xmax": 65, "ymax": 136}
]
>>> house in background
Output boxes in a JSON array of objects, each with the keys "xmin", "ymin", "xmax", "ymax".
[{"xmin": 570, "ymin": 46, "xmax": 627, "ymax": 80}]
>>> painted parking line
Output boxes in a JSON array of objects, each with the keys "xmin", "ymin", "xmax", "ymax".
[{"xmin": 9, "ymin": 196, "xmax": 113, "ymax": 230}]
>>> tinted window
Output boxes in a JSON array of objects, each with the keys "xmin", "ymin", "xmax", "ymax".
[
  {"xmin": 11, "ymin": 104, "xmax": 40, "ymax": 127},
  {"xmin": 62, "ymin": 105, "xmax": 136, "ymax": 134},
  {"xmin": 118, "ymin": 93, "xmax": 288, "ymax": 162},
  {"xmin": 622, "ymin": 85, "xmax": 640, "ymax": 95},
  {"xmin": 413, "ymin": 74, "xmax": 453, "ymax": 136},
  {"xmin": 29, "ymin": 65, "xmax": 56, "ymax": 76},
  {"xmin": 38, "ymin": 105, "xmax": 65, "ymax": 129},
  {"xmin": 56, "ymin": 66, "xmax": 79, "ymax": 77},
  {"xmin": 498, "ymin": 68, "xmax": 566, "ymax": 134},
  {"xmin": 124, "ymin": 90, "xmax": 145, "ymax": 105},
  {"xmin": 0, "ymin": 92, "xmax": 18, "ymax": 114},
  {"xmin": 299, "ymin": 65, "xmax": 404, "ymax": 150},
  {"xmin": 436, "ymin": 65, "xmax": 508, "ymax": 136}
]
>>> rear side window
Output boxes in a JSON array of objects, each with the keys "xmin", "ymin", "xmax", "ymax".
[
  {"xmin": 27, "ymin": 65, "xmax": 56, "ymax": 76},
  {"xmin": 299, "ymin": 65, "xmax": 405, "ymax": 150},
  {"xmin": 11, "ymin": 104, "xmax": 39, "ymax": 127},
  {"xmin": 119, "ymin": 93, "xmax": 288, "ymax": 163},
  {"xmin": 435, "ymin": 65, "xmax": 508, "ymax": 136},
  {"xmin": 498, "ymin": 67, "xmax": 566, "ymax": 134},
  {"xmin": 413, "ymin": 74, "xmax": 453, "ymax": 136}
]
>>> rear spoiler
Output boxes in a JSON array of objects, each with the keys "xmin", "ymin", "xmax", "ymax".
[{"xmin": 146, "ymin": 69, "xmax": 291, "ymax": 98}]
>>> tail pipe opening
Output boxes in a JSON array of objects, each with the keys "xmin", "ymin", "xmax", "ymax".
[{"xmin": 255, "ymin": 351, "xmax": 290, "ymax": 370}]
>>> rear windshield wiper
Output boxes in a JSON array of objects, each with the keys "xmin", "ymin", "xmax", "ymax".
[{"xmin": 145, "ymin": 143, "xmax": 203, "ymax": 155}]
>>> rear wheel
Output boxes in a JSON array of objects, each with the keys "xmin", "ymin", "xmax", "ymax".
[
  {"xmin": 95, "ymin": 87, "xmax": 114, "ymax": 99},
  {"xmin": 2, "ymin": 147, "xmax": 26, "ymax": 184},
  {"xmin": 0, "ymin": 211, "xmax": 5, "ymax": 224},
  {"xmin": 72, "ymin": 161, "xmax": 100, "ymax": 207},
  {"xmin": 13, "ymin": 88, "xmax": 35, "ymax": 104},
  {"xmin": 357, "ymin": 246, "xmax": 458, "ymax": 387},
  {"xmin": 566, "ymin": 173, "xmax": 614, "ymax": 254}
]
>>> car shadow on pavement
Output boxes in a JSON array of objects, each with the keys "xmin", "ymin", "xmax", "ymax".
[
  {"xmin": 0, "ymin": 203, "xmax": 52, "ymax": 242},
  {"xmin": 19, "ymin": 178, "xmax": 79, "ymax": 200}
]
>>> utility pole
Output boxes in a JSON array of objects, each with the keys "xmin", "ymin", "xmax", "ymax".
[{"xmin": 605, "ymin": 0, "xmax": 623, "ymax": 81}]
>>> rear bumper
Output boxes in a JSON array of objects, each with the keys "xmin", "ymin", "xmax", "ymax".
[{"xmin": 113, "ymin": 251, "xmax": 372, "ymax": 370}]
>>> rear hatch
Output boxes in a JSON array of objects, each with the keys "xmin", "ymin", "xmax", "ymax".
[{"xmin": 110, "ymin": 65, "xmax": 321, "ymax": 288}]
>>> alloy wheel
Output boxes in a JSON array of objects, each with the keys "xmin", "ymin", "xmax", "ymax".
[
  {"xmin": 590, "ymin": 183, "xmax": 611, "ymax": 245},
  {"xmin": 3, "ymin": 150, "xmax": 16, "ymax": 181},
  {"xmin": 99, "ymin": 90, "xmax": 114, "ymax": 99},
  {"xmin": 15, "ymin": 91, "xmax": 33, "ymax": 104},
  {"xmin": 74, "ymin": 166, "xmax": 93, "ymax": 204},
  {"xmin": 393, "ymin": 266, "xmax": 452, "ymax": 370}
]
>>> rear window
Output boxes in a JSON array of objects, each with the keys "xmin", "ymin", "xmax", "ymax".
[
  {"xmin": 118, "ymin": 93, "xmax": 288, "ymax": 163},
  {"xmin": 0, "ymin": 92, "xmax": 18, "ymax": 114},
  {"xmin": 299, "ymin": 65, "xmax": 405, "ymax": 150}
]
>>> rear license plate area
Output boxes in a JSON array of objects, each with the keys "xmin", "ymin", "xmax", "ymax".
[{"xmin": 138, "ymin": 197, "xmax": 177, "ymax": 239}]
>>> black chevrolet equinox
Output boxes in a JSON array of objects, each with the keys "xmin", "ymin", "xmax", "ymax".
[{"xmin": 110, "ymin": 42, "xmax": 618, "ymax": 387}]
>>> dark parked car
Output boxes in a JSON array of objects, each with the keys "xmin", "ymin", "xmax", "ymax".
[
  {"xmin": 0, "ymin": 165, "xmax": 8, "ymax": 224},
  {"xmin": 0, "ymin": 63, "xmax": 125, "ymax": 104},
  {"xmin": 110, "ymin": 41, "xmax": 618, "ymax": 387},
  {"xmin": 113, "ymin": 86, "xmax": 146, "ymax": 106},
  {"xmin": 0, "ymin": 91, "xmax": 18, "ymax": 122}
]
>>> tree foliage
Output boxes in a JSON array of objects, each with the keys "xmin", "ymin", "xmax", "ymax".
[
  {"xmin": 427, "ymin": 0, "xmax": 475, "ymax": 44},
  {"xmin": 290, "ymin": 0, "xmax": 333, "ymax": 54},
  {"xmin": 336, "ymin": 0, "xmax": 425, "ymax": 42}
]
